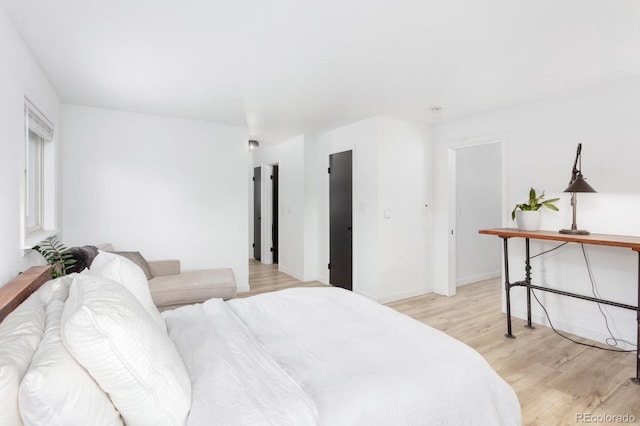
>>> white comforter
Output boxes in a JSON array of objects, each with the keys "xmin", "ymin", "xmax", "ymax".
[{"xmin": 164, "ymin": 287, "xmax": 521, "ymax": 426}]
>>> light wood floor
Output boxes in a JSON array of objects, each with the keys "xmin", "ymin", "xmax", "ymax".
[{"xmin": 246, "ymin": 260, "xmax": 640, "ymax": 425}]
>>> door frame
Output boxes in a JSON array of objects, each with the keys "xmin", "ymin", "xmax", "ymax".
[
  {"xmin": 258, "ymin": 164, "xmax": 275, "ymax": 265},
  {"xmin": 251, "ymin": 162, "xmax": 280, "ymax": 265},
  {"xmin": 447, "ymin": 137, "xmax": 507, "ymax": 296}
]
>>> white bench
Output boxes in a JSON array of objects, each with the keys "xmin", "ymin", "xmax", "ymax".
[
  {"xmin": 147, "ymin": 259, "xmax": 236, "ymax": 311},
  {"xmin": 96, "ymin": 244, "xmax": 237, "ymax": 311}
]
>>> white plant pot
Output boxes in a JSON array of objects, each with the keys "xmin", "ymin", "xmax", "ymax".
[{"xmin": 516, "ymin": 210, "xmax": 541, "ymax": 231}]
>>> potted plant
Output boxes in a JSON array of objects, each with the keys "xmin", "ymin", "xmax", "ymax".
[
  {"xmin": 511, "ymin": 188, "xmax": 559, "ymax": 231},
  {"xmin": 33, "ymin": 236, "xmax": 76, "ymax": 278}
]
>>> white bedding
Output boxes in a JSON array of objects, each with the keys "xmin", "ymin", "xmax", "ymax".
[
  {"xmin": 165, "ymin": 287, "xmax": 521, "ymax": 426},
  {"xmin": 162, "ymin": 298, "xmax": 318, "ymax": 426}
]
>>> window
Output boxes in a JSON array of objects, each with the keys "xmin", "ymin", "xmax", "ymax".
[
  {"xmin": 23, "ymin": 99, "xmax": 55, "ymax": 246},
  {"xmin": 26, "ymin": 129, "xmax": 44, "ymax": 233}
]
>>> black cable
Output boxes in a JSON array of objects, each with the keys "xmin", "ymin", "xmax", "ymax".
[
  {"xmin": 530, "ymin": 242, "xmax": 568, "ymax": 259},
  {"xmin": 530, "ymin": 289, "xmax": 634, "ymax": 353},
  {"xmin": 527, "ymin": 242, "xmax": 636, "ymax": 352},
  {"xmin": 580, "ymin": 244, "xmax": 636, "ymax": 349}
]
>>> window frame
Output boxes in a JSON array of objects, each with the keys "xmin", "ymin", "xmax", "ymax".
[
  {"xmin": 22, "ymin": 98, "xmax": 57, "ymax": 249},
  {"xmin": 25, "ymin": 129, "xmax": 44, "ymax": 234}
]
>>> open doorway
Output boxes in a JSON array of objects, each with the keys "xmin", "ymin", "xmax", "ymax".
[
  {"xmin": 252, "ymin": 163, "xmax": 279, "ymax": 265},
  {"xmin": 448, "ymin": 140, "xmax": 504, "ymax": 293}
]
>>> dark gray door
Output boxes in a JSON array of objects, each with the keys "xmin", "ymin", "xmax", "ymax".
[
  {"xmin": 329, "ymin": 151, "xmax": 353, "ymax": 291},
  {"xmin": 272, "ymin": 165, "xmax": 279, "ymax": 264},
  {"xmin": 253, "ymin": 167, "xmax": 261, "ymax": 261}
]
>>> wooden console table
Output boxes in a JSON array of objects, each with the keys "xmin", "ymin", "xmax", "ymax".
[{"xmin": 479, "ymin": 228, "xmax": 640, "ymax": 383}]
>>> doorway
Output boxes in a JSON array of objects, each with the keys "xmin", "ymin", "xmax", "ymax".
[
  {"xmin": 449, "ymin": 141, "xmax": 504, "ymax": 293},
  {"xmin": 253, "ymin": 166, "xmax": 261, "ymax": 261},
  {"xmin": 329, "ymin": 150, "xmax": 353, "ymax": 291}
]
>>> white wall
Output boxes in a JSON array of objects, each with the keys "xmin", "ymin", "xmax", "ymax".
[
  {"xmin": 0, "ymin": 5, "xmax": 61, "ymax": 285},
  {"xmin": 432, "ymin": 76, "xmax": 640, "ymax": 347},
  {"xmin": 316, "ymin": 116, "xmax": 432, "ymax": 303},
  {"xmin": 303, "ymin": 135, "xmax": 320, "ymax": 281},
  {"xmin": 251, "ymin": 135, "xmax": 309, "ymax": 280},
  {"xmin": 454, "ymin": 142, "xmax": 502, "ymax": 285},
  {"xmin": 61, "ymin": 105, "xmax": 249, "ymax": 291},
  {"xmin": 375, "ymin": 117, "xmax": 432, "ymax": 302},
  {"xmin": 249, "ymin": 116, "xmax": 431, "ymax": 302},
  {"xmin": 248, "ymin": 160, "xmax": 254, "ymax": 259},
  {"xmin": 316, "ymin": 118, "xmax": 380, "ymax": 298}
]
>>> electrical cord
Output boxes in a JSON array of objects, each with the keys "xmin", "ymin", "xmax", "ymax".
[
  {"xmin": 580, "ymin": 244, "xmax": 636, "ymax": 349},
  {"xmin": 530, "ymin": 289, "xmax": 634, "ymax": 353},
  {"xmin": 530, "ymin": 242, "xmax": 568, "ymax": 259},
  {"xmin": 527, "ymin": 242, "xmax": 636, "ymax": 353}
]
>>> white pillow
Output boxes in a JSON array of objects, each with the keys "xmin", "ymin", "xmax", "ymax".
[
  {"xmin": 0, "ymin": 289, "xmax": 46, "ymax": 426},
  {"xmin": 19, "ymin": 293, "xmax": 123, "ymax": 426},
  {"xmin": 0, "ymin": 276, "xmax": 71, "ymax": 426},
  {"xmin": 88, "ymin": 250, "xmax": 165, "ymax": 330},
  {"xmin": 61, "ymin": 274, "xmax": 191, "ymax": 426}
]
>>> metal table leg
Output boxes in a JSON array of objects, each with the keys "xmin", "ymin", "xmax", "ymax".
[
  {"xmin": 503, "ymin": 237, "xmax": 515, "ymax": 339},
  {"xmin": 633, "ymin": 251, "xmax": 640, "ymax": 384},
  {"xmin": 525, "ymin": 238, "xmax": 535, "ymax": 329}
]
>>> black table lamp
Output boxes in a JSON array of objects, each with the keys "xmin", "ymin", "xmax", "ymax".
[{"xmin": 560, "ymin": 143, "xmax": 596, "ymax": 235}]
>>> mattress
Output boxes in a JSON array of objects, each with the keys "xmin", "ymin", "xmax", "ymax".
[{"xmin": 163, "ymin": 287, "xmax": 521, "ymax": 425}]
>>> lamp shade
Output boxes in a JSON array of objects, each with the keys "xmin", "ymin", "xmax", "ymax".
[{"xmin": 563, "ymin": 174, "xmax": 596, "ymax": 193}]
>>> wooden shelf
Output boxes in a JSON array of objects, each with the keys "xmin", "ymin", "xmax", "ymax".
[
  {"xmin": 0, "ymin": 265, "xmax": 52, "ymax": 322},
  {"xmin": 479, "ymin": 228, "xmax": 640, "ymax": 251},
  {"xmin": 481, "ymin": 227, "xmax": 640, "ymax": 382}
]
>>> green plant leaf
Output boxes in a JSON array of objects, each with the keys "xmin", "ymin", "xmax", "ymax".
[
  {"xmin": 513, "ymin": 188, "xmax": 560, "ymax": 219},
  {"xmin": 528, "ymin": 188, "xmax": 536, "ymax": 205},
  {"xmin": 33, "ymin": 235, "xmax": 75, "ymax": 277},
  {"xmin": 511, "ymin": 205, "xmax": 519, "ymax": 220}
]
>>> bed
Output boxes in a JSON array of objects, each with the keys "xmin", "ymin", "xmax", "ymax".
[{"xmin": 0, "ymin": 251, "xmax": 521, "ymax": 426}]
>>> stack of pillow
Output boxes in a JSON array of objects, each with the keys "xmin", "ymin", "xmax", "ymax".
[{"xmin": 0, "ymin": 251, "xmax": 192, "ymax": 426}]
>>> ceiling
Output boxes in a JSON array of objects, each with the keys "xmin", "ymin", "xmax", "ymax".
[{"xmin": 3, "ymin": 0, "xmax": 640, "ymax": 145}]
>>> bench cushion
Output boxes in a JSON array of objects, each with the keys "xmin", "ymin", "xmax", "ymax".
[{"xmin": 149, "ymin": 268, "xmax": 236, "ymax": 310}]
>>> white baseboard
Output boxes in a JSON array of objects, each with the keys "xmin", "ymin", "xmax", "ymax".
[
  {"xmin": 342, "ymin": 284, "xmax": 432, "ymax": 305},
  {"xmin": 457, "ymin": 271, "xmax": 501, "ymax": 287},
  {"xmin": 278, "ymin": 265, "xmax": 304, "ymax": 281},
  {"xmin": 377, "ymin": 287, "xmax": 432, "ymax": 304},
  {"xmin": 354, "ymin": 288, "xmax": 377, "ymax": 302}
]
